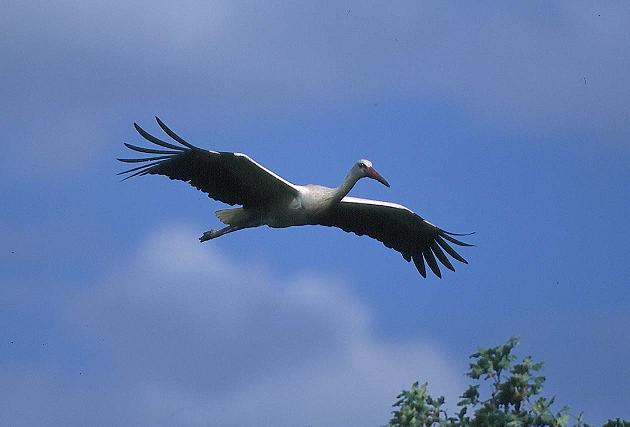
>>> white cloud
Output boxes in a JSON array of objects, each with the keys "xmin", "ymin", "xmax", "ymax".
[{"xmin": 39, "ymin": 223, "xmax": 462, "ymax": 426}]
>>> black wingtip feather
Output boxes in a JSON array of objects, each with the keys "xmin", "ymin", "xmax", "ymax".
[
  {"xmin": 422, "ymin": 247, "xmax": 442, "ymax": 278},
  {"xmin": 120, "ymin": 170, "xmax": 145, "ymax": 181},
  {"xmin": 123, "ymin": 142, "xmax": 180, "ymax": 155},
  {"xmin": 441, "ymin": 229, "xmax": 476, "ymax": 237},
  {"xmin": 440, "ymin": 232, "xmax": 474, "ymax": 247},
  {"xmin": 117, "ymin": 159, "xmax": 167, "ymax": 176},
  {"xmin": 435, "ymin": 235, "xmax": 468, "ymax": 264},
  {"xmin": 155, "ymin": 116, "xmax": 197, "ymax": 149},
  {"xmin": 119, "ymin": 166, "xmax": 157, "ymax": 181},
  {"xmin": 134, "ymin": 122, "xmax": 185, "ymax": 151},
  {"xmin": 412, "ymin": 255, "xmax": 427, "ymax": 278},
  {"xmin": 117, "ymin": 155, "xmax": 173, "ymax": 163},
  {"xmin": 430, "ymin": 241, "xmax": 455, "ymax": 272}
]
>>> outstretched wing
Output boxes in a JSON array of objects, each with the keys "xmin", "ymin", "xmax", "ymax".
[
  {"xmin": 117, "ymin": 117, "xmax": 299, "ymax": 208},
  {"xmin": 316, "ymin": 196, "xmax": 473, "ymax": 278}
]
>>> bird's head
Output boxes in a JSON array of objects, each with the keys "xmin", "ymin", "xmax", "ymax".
[{"xmin": 353, "ymin": 159, "xmax": 390, "ymax": 187}]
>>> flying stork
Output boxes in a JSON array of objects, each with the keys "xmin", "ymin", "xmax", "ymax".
[{"xmin": 118, "ymin": 117, "xmax": 473, "ymax": 278}]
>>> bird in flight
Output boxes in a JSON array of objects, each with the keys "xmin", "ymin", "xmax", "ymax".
[{"xmin": 118, "ymin": 117, "xmax": 473, "ymax": 278}]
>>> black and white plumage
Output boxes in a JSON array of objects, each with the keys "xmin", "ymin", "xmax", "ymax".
[{"xmin": 118, "ymin": 117, "xmax": 473, "ymax": 278}]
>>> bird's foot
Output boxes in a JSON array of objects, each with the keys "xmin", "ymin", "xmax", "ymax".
[{"xmin": 199, "ymin": 230, "xmax": 217, "ymax": 242}]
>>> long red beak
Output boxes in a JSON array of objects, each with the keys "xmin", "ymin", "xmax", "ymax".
[{"xmin": 367, "ymin": 166, "xmax": 390, "ymax": 187}]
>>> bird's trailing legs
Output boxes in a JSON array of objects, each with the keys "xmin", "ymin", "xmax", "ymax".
[
  {"xmin": 200, "ymin": 209, "xmax": 262, "ymax": 242},
  {"xmin": 199, "ymin": 225, "xmax": 243, "ymax": 242}
]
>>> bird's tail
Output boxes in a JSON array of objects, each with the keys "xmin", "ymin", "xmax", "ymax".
[{"xmin": 215, "ymin": 208, "xmax": 246, "ymax": 226}]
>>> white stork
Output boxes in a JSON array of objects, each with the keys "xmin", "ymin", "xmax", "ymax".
[{"xmin": 118, "ymin": 117, "xmax": 473, "ymax": 278}]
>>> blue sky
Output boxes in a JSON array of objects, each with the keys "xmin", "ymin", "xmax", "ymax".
[{"xmin": 2, "ymin": 1, "xmax": 629, "ymax": 425}]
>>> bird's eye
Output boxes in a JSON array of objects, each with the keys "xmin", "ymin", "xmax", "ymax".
[{"xmin": 358, "ymin": 162, "xmax": 366, "ymax": 169}]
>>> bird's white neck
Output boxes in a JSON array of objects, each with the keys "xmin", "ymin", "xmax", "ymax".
[{"xmin": 332, "ymin": 171, "xmax": 360, "ymax": 204}]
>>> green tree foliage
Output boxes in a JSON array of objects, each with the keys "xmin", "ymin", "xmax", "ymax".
[{"xmin": 389, "ymin": 337, "xmax": 628, "ymax": 427}]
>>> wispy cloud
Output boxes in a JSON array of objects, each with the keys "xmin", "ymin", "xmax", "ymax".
[{"xmin": 1, "ymin": 224, "xmax": 463, "ymax": 426}]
